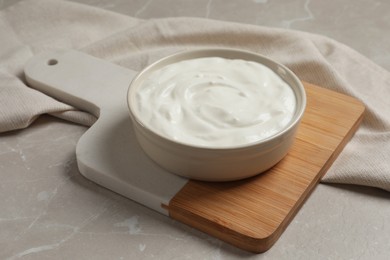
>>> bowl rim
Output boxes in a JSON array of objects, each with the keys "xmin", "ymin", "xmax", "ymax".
[{"xmin": 126, "ymin": 47, "xmax": 306, "ymax": 151}]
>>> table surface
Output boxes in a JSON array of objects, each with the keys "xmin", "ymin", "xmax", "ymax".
[{"xmin": 1, "ymin": 0, "xmax": 390, "ymax": 259}]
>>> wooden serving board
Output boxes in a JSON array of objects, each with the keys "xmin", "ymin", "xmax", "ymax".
[
  {"xmin": 167, "ymin": 83, "xmax": 365, "ymax": 252},
  {"xmin": 25, "ymin": 50, "xmax": 365, "ymax": 253}
]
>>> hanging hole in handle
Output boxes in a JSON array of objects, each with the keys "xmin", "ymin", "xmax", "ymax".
[{"xmin": 47, "ymin": 59, "xmax": 58, "ymax": 66}]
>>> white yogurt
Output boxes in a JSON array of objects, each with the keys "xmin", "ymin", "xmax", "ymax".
[{"xmin": 134, "ymin": 57, "xmax": 296, "ymax": 148}]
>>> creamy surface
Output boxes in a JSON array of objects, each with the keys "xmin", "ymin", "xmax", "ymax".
[{"xmin": 134, "ymin": 57, "xmax": 296, "ymax": 148}]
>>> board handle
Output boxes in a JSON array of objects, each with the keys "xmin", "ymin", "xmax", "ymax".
[{"xmin": 24, "ymin": 50, "xmax": 137, "ymax": 116}]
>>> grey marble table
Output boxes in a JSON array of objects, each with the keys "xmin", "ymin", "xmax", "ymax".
[{"xmin": 1, "ymin": 0, "xmax": 390, "ymax": 259}]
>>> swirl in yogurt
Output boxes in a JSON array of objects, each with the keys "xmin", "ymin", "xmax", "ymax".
[{"xmin": 134, "ymin": 57, "xmax": 296, "ymax": 148}]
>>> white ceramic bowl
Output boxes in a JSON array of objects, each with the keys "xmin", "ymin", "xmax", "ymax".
[{"xmin": 127, "ymin": 48, "xmax": 306, "ymax": 181}]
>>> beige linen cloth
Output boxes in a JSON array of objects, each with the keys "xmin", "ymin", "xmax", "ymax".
[{"xmin": 1, "ymin": 0, "xmax": 389, "ymax": 191}]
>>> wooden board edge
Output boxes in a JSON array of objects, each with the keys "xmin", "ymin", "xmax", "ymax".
[
  {"xmin": 167, "ymin": 203, "xmax": 272, "ymax": 253},
  {"xmin": 164, "ymin": 83, "xmax": 366, "ymax": 253},
  {"xmin": 265, "ymin": 102, "xmax": 364, "ymax": 252}
]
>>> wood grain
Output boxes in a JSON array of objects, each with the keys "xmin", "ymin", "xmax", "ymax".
[{"xmin": 166, "ymin": 82, "xmax": 365, "ymax": 253}]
